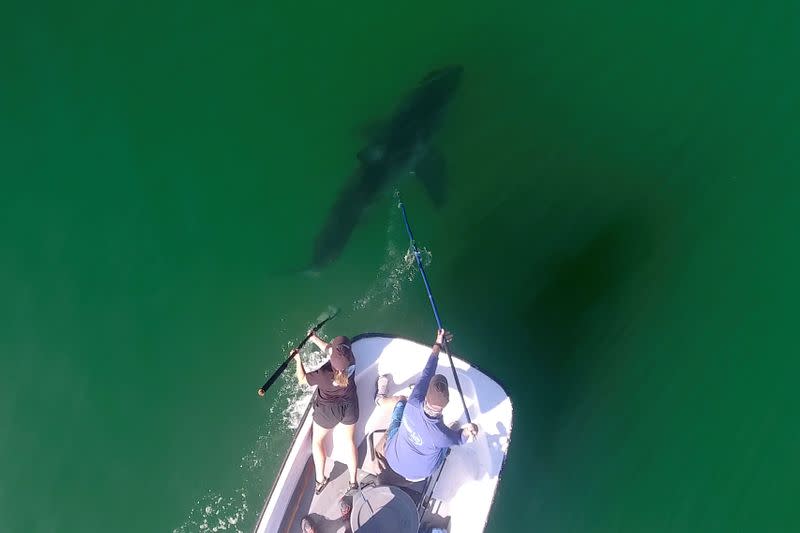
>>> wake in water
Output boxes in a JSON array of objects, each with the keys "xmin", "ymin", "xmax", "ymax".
[
  {"xmin": 354, "ymin": 191, "xmax": 431, "ymax": 311},
  {"xmin": 172, "ymin": 333, "xmax": 331, "ymax": 533},
  {"xmin": 174, "ymin": 490, "xmax": 248, "ymax": 533}
]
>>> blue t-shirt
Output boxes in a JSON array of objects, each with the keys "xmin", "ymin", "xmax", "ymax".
[{"xmin": 384, "ymin": 350, "xmax": 464, "ymax": 480}]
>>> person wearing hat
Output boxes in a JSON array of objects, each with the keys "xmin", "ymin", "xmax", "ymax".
[
  {"xmin": 373, "ymin": 328, "xmax": 478, "ymax": 484},
  {"xmin": 293, "ymin": 331, "xmax": 359, "ymax": 495}
]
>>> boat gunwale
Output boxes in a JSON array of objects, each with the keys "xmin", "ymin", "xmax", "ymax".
[{"xmin": 252, "ymin": 332, "xmax": 513, "ymax": 532}]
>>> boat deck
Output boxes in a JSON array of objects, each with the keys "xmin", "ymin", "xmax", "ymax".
[
  {"xmin": 277, "ymin": 422, "xmax": 459, "ymax": 532},
  {"xmin": 276, "ymin": 455, "xmax": 350, "ymax": 533},
  {"xmin": 255, "ymin": 335, "xmax": 512, "ymax": 533}
]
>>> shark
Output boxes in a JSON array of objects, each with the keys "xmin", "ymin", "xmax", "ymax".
[{"xmin": 308, "ymin": 64, "xmax": 463, "ymax": 270}]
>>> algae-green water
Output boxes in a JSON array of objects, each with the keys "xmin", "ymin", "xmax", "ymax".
[{"xmin": 2, "ymin": 1, "xmax": 798, "ymax": 531}]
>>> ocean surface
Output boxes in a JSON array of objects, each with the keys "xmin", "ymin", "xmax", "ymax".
[{"xmin": 2, "ymin": 1, "xmax": 798, "ymax": 532}]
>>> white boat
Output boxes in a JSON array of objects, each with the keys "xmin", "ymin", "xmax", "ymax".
[{"xmin": 254, "ymin": 334, "xmax": 513, "ymax": 533}]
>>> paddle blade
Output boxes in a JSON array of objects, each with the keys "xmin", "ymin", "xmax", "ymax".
[{"xmin": 314, "ymin": 306, "xmax": 339, "ymax": 329}]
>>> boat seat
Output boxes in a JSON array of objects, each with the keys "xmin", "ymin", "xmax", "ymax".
[{"xmin": 367, "ymin": 429, "xmax": 387, "ymax": 462}]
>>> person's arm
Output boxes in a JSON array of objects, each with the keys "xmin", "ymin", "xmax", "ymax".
[
  {"xmin": 439, "ymin": 422, "xmax": 463, "ymax": 445},
  {"xmin": 409, "ymin": 329, "xmax": 449, "ymax": 404},
  {"xmin": 293, "ymin": 349, "xmax": 308, "ymax": 386},
  {"xmin": 409, "ymin": 348, "xmax": 440, "ymax": 404},
  {"xmin": 441, "ymin": 422, "xmax": 479, "ymax": 445},
  {"xmin": 307, "ymin": 331, "xmax": 330, "ymax": 354}
]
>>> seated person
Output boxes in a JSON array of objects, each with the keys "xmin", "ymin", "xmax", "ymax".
[{"xmin": 373, "ymin": 329, "xmax": 478, "ymax": 484}]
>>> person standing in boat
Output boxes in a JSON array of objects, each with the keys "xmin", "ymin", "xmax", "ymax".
[
  {"xmin": 373, "ymin": 328, "xmax": 479, "ymax": 484},
  {"xmin": 293, "ymin": 332, "xmax": 360, "ymax": 495}
]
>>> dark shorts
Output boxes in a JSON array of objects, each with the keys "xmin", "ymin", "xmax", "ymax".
[{"xmin": 312, "ymin": 396, "xmax": 359, "ymax": 429}]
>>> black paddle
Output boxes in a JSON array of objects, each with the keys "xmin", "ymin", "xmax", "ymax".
[{"xmin": 257, "ymin": 308, "xmax": 339, "ymax": 397}]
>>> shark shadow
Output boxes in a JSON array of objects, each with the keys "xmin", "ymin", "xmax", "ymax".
[{"xmin": 308, "ymin": 65, "xmax": 464, "ymax": 271}]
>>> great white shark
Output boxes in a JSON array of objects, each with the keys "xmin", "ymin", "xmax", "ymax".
[{"xmin": 308, "ymin": 65, "xmax": 463, "ymax": 270}]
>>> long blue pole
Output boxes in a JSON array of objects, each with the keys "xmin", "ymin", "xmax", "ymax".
[{"xmin": 399, "ymin": 202, "xmax": 471, "ymax": 423}]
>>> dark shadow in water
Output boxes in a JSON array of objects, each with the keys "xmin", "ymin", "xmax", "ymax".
[
  {"xmin": 517, "ymin": 208, "xmax": 657, "ymax": 458},
  {"xmin": 443, "ymin": 193, "xmax": 664, "ymax": 455}
]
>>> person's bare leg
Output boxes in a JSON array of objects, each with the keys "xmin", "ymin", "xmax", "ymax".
[
  {"xmin": 376, "ymin": 394, "xmax": 407, "ymax": 408},
  {"xmin": 338, "ymin": 422, "xmax": 359, "ymax": 484},
  {"xmin": 312, "ymin": 421, "xmax": 331, "ymax": 484}
]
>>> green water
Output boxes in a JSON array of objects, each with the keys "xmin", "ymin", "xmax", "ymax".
[{"xmin": 2, "ymin": 1, "xmax": 798, "ymax": 532}]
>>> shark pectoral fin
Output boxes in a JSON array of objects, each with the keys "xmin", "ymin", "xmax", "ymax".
[{"xmin": 414, "ymin": 150, "xmax": 447, "ymax": 207}]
